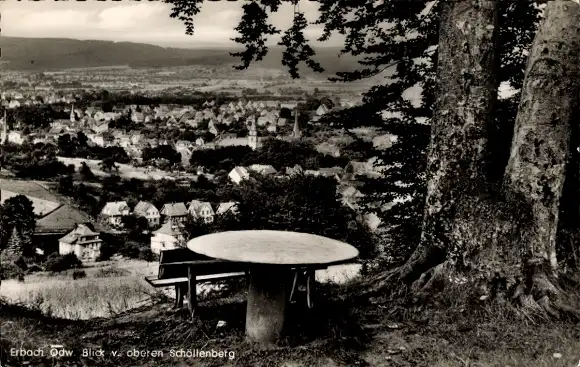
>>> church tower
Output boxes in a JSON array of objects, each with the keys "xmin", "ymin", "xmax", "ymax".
[
  {"xmin": 248, "ymin": 120, "xmax": 259, "ymax": 150},
  {"xmin": 291, "ymin": 106, "xmax": 301, "ymax": 139},
  {"xmin": 70, "ymin": 104, "xmax": 76, "ymax": 122},
  {"xmin": 1, "ymin": 109, "xmax": 7, "ymax": 144}
]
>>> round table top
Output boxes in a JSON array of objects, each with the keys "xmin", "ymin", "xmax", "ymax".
[{"xmin": 187, "ymin": 230, "xmax": 359, "ymax": 266}]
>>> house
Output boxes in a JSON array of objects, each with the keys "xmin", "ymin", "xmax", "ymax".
[
  {"xmin": 216, "ymin": 202, "xmax": 239, "ymax": 216},
  {"xmin": 372, "ymin": 134, "xmax": 396, "ymax": 150},
  {"xmin": 58, "ymin": 224, "xmax": 103, "ymax": 261},
  {"xmin": 93, "ymin": 123, "xmax": 109, "ymax": 134},
  {"xmin": 267, "ymin": 124, "xmax": 277, "ymax": 133},
  {"xmin": 315, "ymin": 142, "xmax": 341, "ymax": 157},
  {"xmin": 228, "ymin": 166, "xmax": 250, "ymax": 184},
  {"xmin": 248, "ymin": 164, "xmax": 277, "ymax": 175},
  {"xmin": 7, "ymin": 131, "xmax": 24, "ymax": 145},
  {"xmin": 315, "ymin": 167, "xmax": 344, "ymax": 181},
  {"xmin": 187, "ymin": 200, "xmax": 215, "ymax": 224},
  {"xmin": 257, "ymin": 116, "xmax": 270, "ymax": 126},
  {"xmin": 337, "ymin": 185, "xmax": 365, "ymax": 210},
  {"xmin": 358, "ymin": 212, "xmax": 382, "ymax": 232},
  {"xmin": 160, "ymin": 202, "xmax": 189, "ymax": 224},
  {"xmin": 133, "ymin": 201, "xmax": 161, "ymax": 228},
  {"xmin": 285, "ymin": 164, "xmax": 303, "ymax": 176},
  {"xmin": 343, "ymin": 160, "xmax": 372, "ymax": 180},
  {"xmin": 150, "ymin": 221, "xmax": 185, "ymax": 255},
  {"xmin": 100, "ymin": 201, "xmax": 130, "ymax": 227},
  {"xmin": 316, "ymin": 104, "xmax": 331, "ymax": 116},
  {"xmin": 131, "ymin": 112, "xmax": 145, "ymax": 123},
  {"xmin": 338, "ymin": 185, "xmax": 364, "ymax": 199}
]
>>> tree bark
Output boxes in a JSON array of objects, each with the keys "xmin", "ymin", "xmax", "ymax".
[
  {"xmin": 399, "ymin": 0, "xmax": 500, "ymax": 283},
  {"xmin": 366, "ymin": 3, "xmax": 580, "ymax": 318},
  {"xmin": 503, "ymin": 0, "xmax": 580, "ymax": 273}
]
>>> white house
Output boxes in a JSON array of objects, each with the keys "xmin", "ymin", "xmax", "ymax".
[
  {"xmin": 150, "ymin": 221, "xmax": 185, "ymax": 255},
  {"xmin": 216, "ymin": 202, "xmax": 239, "ymax": 216},
  {"xmin": 248, "ymin": 164, "xmax": 277, "ymax": 175},
  {"xmin": 160, "ymin": 202, "xmax": 189, "ymax": 224},
  {"xmin": 228, "ymin": 166, "xmax": 250, "ymax": 184},
  {"xmin": 187, "ymin": 200, "xmax": 215, "ymax": 224},
  {"xmin": 7, "ymin": 131, "xmax": 25, "ymax": 145},
  {"xmin": 100, "ymin": 201, "xmax": 130, "ymax": 227},
  {"xmin": 316, "ymin": 104, "xmax": 331, "ymax": 116},
  {"xmin": 58, "ymin": 224, "xmax": 103, "ymax": 261},
  {"xmin": 133, "ymin": 201, "xmax": 161, "ymax": 228}
]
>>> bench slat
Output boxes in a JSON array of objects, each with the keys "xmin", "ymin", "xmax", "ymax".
[{"xmin": 145, "ymin": 272, "xmax": 246, "ymax": 288}]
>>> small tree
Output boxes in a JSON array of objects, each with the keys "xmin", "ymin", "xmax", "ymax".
[{"xmin": 79, "ymin": 161, "xmax": 96, "ymax": 181}]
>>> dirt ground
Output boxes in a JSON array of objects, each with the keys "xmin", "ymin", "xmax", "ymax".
[{"xmin": 1, "ymin": 280, "xmax": 579, "ymax": 367}]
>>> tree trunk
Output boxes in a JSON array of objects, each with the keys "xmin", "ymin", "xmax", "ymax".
[
  {"xmin": 398, "ymin": 0, "xmax": 500, "ymax": 283},
  {"xmin": 503, "ymin": 0, "xmax": 580, "ymax": 274},
  {"xmin": 367, "ymin": 1, "xmax": 580, "ymax": 319}
]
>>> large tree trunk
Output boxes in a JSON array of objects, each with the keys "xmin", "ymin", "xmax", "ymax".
[
  {"xmin": 503, "ymin": 0, "xmax": 580, "ymax": 274},
  {"xmin": 367, "ymin": 1, "xmax": 580, "ymax": 318},
  {"xmin": 398, "ymin": 0, "xmax": 500, "ymax": 283}
]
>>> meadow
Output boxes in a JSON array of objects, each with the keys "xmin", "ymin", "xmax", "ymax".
[
  {"xmin": 0, "ymin": 260, "xmax": 159, "ymax": 319},
  {"xmin": 0, "ymin": 259, "xmax": 361, "ymax": 320}
]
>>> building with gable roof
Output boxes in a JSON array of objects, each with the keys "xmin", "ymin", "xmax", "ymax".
[
  {"xmin": 187, "ymin": 200, "xmax": 215, "ymax": 224},
  {"xmin": 58, "ymin": 223, "xmax": 103, "ymax": 261},
  {"xmin": 100, "ymin": 201, "xmax": 131, "ymax": 227},
  {"xmin": 133, "ymin": 201, "xmax": 161, "ymax": 228},
  {"xmin": 150, "ymin": 221, "xmax": 185, "ymax": 254},
  {"xmin": 160, "ymin": 202, "xmax": 188, "ymax": 224}
]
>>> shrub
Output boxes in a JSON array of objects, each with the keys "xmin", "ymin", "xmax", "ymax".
[
  {"xmin": 26, "ymin": 264, "xmax": 42, "ymax": 274},
  {"xmin": 0, "ymin": 262, "xmax": 25, "ymax": 280},
  {"xmin": 44, "ymin": 253, "xmax": 83, "ymax": 273},
  {"xmin": 72, "ymin": 270, "xmax": 87, "ymax": 280},
  {"xmin": 15, "ymin": 256, "xmax": 28, "ymax": 271},
  {"xmin": 138, "ymin": 247, "xmax": 154, "ymax": 262},
  {"xmin": 94, "ymin": 267, "xmax": 130, "ymax": 278}
]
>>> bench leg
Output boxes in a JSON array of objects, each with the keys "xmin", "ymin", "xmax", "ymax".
[
  {"xmin": 187, "ymin": 266, "xmax": 197, "ymax": 317},
  {"xmin": 306, "ymin": 269, "xmax": 315, "ymax": 309},
  {"xmin": 288, "ymin": 271, "xmax": 299, "ymax": 304},
  {"xmin": 174, "ymin": 285, "xmax": 180, "ymax": 308},
  {"xmin": 176, "ymin": 284, "xmax": 186, "ymax": 308}
]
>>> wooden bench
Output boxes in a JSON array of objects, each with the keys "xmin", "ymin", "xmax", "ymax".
[
  {"xmin": 145, "ymin": 248, "xmax": 357, "ymax": 312},
  {"xmin": 144, "ymin": 248, "xmax": 247, "ymax": 313}
]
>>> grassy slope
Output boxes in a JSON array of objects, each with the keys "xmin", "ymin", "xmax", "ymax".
[{"xmin": 1, "ymin": 279, "xmax": 579, "ymax": 367}]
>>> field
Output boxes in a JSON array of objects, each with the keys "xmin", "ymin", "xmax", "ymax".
[
  {"xmin": 57, "ymin": 157, "xmax": 182, "ymax": 181},
  {"xmin": 0, "ymin": 260, "xmax": 159, "ymax": 319}
]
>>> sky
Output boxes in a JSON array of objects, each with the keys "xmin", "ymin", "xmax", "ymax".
[{"xmin": 0, "ymin": 0, "xmax": 343, "ymax": 48}]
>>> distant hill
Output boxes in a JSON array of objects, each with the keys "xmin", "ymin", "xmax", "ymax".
[{"xmin": 0, "ymin": 37, "xmax": 361, "ymax": 75}]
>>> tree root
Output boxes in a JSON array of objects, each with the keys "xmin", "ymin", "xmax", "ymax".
[{"xmin": 348, "ymin": 259, "xmax": 580, "ymax": 323}]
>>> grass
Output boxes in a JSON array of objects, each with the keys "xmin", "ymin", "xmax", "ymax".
[{"xmin": 0, "ymin": 260, "xmax": 160, "ymax": 319}]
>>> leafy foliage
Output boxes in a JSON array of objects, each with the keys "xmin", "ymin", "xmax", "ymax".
[
  {"xmin": 0, "ymin": 195, "xmax": 36, "ymax": 257},
  {"xmin": 221, "ymin": 174, "xmax": 376, "ymax": 258},
  {"xmin": 166, "ymin": 0, "xmax": 543, "ymax": 265},
  {"xmin": 44, "ymin": 253, "xmax": 83, "ymax": 273}
]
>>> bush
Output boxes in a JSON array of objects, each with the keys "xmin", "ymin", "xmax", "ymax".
[
  {"xmin": 94, "ymin": 267, "xmax": 130, "ymax": 278},
  {"xmin": 72, "ymin": 270, "xmax": 87, "ymax": 280},
  {"xmin": 138, "ymin": 247, "xmax": 154, "ymax": 262},
  {"xmin": 15, "ymin": 256, "xmax": 28, "ymax": 271},
  {"xmin": 26, "ymin": 264, "xmax": 42, "ymax": 274},
  {"xmin": 44, "ymin": 253, "xmax": 83, "ymax": 273},
  {"xmin": 0, "ymin": 262, "xmax": 25, "ymax": 280}
]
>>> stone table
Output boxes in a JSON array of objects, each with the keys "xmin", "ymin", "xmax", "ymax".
[{"xmin": 187, "ymin": 230, "xmax": 359, "ymax": 345}]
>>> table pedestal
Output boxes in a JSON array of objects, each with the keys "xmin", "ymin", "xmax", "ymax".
[{"xmin": 245, "ymin": 266, "xmax": 289, "ymax": 346}]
